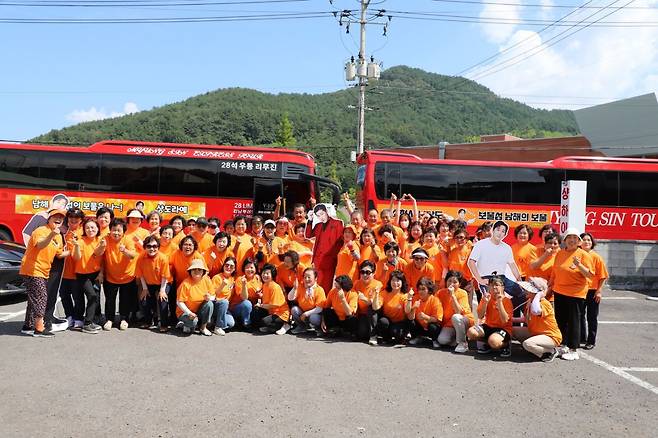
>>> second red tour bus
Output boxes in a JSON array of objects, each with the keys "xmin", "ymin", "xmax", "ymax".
[
  {"xmin": 0, "ymin": 140, "xmax": 339, "ymax": 243},
  {"xmin": 357, "ymin": 150, "xmax": 658, "ymax": 241}
]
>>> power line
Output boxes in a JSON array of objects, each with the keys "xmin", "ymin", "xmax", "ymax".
[
  {"xmin": 431, "ymin": 0, "xmax": 656, "ymax": 10},
  {"xmin": 0, "ymin": 0, "xmax": 311, "ymax": 6}
]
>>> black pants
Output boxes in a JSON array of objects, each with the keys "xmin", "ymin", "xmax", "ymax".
[
  {"xmin": 250, "ymin": 306, "xmax": 285, "ymax": 331},
  {"xmin": 322, "ymin": 308, "xmax": 357, "ymax": 335},
  {"xmin": 375, "ymin": 316, "xmax": 409, "ymax": 343},
  {"xmin": 356, "ymin": 309, "xmax": 378, "ymax": 341},
  {"xmin": 554, "ymin": 292, "xmax": 584, "ymax": 350},
  {"xmin": 75, "ymin": 272, "xmax": 100, "ymax": 325},
  {"xmin": 580, "ymin": 289, "xmax": 600, "ymax": 345},
  {"xmin": 104, "ymin": 280, "xmax": 137, "ymax": 323},
  {"xmin": 59, "ymin": 278, "xmax": 77, "ymax": 319},
  {"xmin": 140, "ymin": 284, "xmax": 171, "ymax": 327},
  {"xmin": 410, "ymin": 320, "xmax": 441, "ymax": 341},
  {"xmin": 44, "ymin": 258, "xmax": 64, "ymax": 327},
  {"xmin": 168, "ymin": 280, "xmax": 178, "ymax": 325}
]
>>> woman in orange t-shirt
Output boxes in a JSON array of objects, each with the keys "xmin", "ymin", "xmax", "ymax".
[
  {"xmin": 252, "ymin": 263, "xmax": 290, "ymax": 335},
  {"xmin": 168, "ymin": 215, "xmax": 186, "ymax": 247},
  {"xmin": 334, "ymin": 226, "xmax": 360, "ymax": 281},
  {"xmin": 580, "ymin": 232, "xmax": 609, "ymax": 349},
  {"xmin": 158, "ymin": 225, "xmax": 177, "ymax": 260},
  {"xmin": 353, "ymin": 260, "xmax": 383, "ymax": 342},
  {"xmin": 437, "ymin": 271, "xmax": 475, "ymax": 353},
  {"xmin": 95, "ymin": 207, "xmax": 114, "ymax": 239},
  {"xmin": 401, "ymin": 221, "xmax": 423, "ymax": 261},
  {"xmin": 19, "ymin": 209, "xmax": 68, "ymax": 337},
  {"xmin": 408, "ymin": 277, "xmax": 443, "ymax": 348},
  {"xmin": 170, "ymin": 236, "xmax": 204, "ymax": 286},
  {"xmin": 288, "ymin": 266, "xmax": 326, "ymax": 333},
  {"xmin": 321, "ymin": 274, "xmax": 359, "ymax": 336},
  {"xmin": 230, "ymin": 258, "xmax": 262, "ymax": 328},
  {"xmin": 72, "ymin": 217, "xmax": 104, "ymax": 333},
  {"xmin": 530, "ymin": 232, "xmax": 561, "ymax": 300},
  {"xmin": 125, "ymin": 208, "xmax": 149, "ymax": 252},
  {"xmin": 136, "ymin": 235, "xmax": 173, "ymax": 332},
  {"xmin": 359, "ymin": 228, "xmax": 383, "ymax": 265},
  {"xmin": 372, "ymin": 270, "xmax": 412, "ymax": 345},
  {"xmin": 210, "ymin": 256, "xmax": 237, "ymax": 335},
  {"xmin": 176, "ymin": 259, "xmax": 215, "ymax": 335},
  {"xmin": 276, "ymin": 250, "xmax": 306, "ymax": 293},
  {"xmin": 203, "ymin": 231, "xmax": 235, "ymax": 278},
  {"xmin": 467, "ymin": 276, "xmax": 514, "ymax": 356},
  {"xmin": 288, "ymin": 222, "xmax": 314, "ymax": 266},
  {"xmin": 146, "ymin": 211, "xmax": 162, "ymax": 238},
  {"xmin": 60, "ymin": 207, "xmax": 84, "ymax": 328},
  {"xmin": 375, "ymin": 242, "xmax": 408, "ymax": 287},
  {"xmin": 97, "ymin": 218, "xmax": 138, "ymax": 331},
  {"xmin": 511, "ymin": 224, "xmax": 538, "ymax": 280},
  {"xmin": 549, "ymin": 228, "xmax": 594, "ymax": 361}
]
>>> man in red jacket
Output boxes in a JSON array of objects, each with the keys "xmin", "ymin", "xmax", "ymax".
[{"xmin": 306, "ymin": 203, "xmax": 344, "ymax": 293}]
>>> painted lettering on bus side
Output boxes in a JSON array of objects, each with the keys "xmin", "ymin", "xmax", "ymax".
[
  {"xmin": 236, "ymin": 152, "xmax": 264, "ymax": 160},
  {"xmin": 631, "ymin": 213, "xmax": 658, "ymax": 228},
  {"xmin": 126, "ymin": 147, "xmax": 166, "ymax": 156},
  {"xmin": 598, "ymin": 212, "xmax": 626, "ymax": 227},
  {"xmin": 192, "ymin": 150, "xmax": 235, "ymax": 159}
]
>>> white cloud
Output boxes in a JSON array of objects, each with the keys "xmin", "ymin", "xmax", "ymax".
[
  {"xmin": 479, "ymin": 0, "xmax": 522, "ymax": 43},
  {"xmin": 67, "ymin": 102, "xmax": 139, "ymax": 123},
  {"xmin": 472, "ymin": 1, "xmax": 658, "ymax": 110}
]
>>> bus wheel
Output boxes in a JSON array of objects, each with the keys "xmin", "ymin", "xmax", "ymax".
[{"xmin": 0, "ymin": 228, "xmax": 12, "ymax": 242}]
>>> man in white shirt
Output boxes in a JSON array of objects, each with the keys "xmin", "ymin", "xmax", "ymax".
[{"xmin": 467, "ymin": 220, "xmax": 524, "ymax": 310}]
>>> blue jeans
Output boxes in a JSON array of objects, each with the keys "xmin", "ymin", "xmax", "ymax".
[
  {"xmin": 291, "ymin": 306, "xmax": 321, "ymax": 329},
  {"xmin": 179, "ymin": 301, "xmax": 213, "ymax": 329},
  {"xmin": 140, "ymin": 284, "xmax": 171, "ymax": 327},
  {"xmin": 213, "ymin": 299, "xmax": 235, "ymax": 330},
  {"xmin": 230, "ymin": 300, "xmax": 253, "ymax": 327}
]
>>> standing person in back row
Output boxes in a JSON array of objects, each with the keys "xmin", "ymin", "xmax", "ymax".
[
  {"xmin": 467, "ymin": 220, "xmax": 524, "ymax": 310},
  {"xmin": 305, "ymin": 203, "xmax": 343, "ymax": 293}
]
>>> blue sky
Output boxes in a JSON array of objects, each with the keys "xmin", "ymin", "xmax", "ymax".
[{"xmin": 2, "ymin": 0, "xmax": 658, "ymax": 141}]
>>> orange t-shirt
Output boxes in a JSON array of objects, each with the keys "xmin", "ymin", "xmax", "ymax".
[
  {"xmin": 380, "ymin": 290, "xmax": 409, "ymax": 323},
  {"xmin": 551, "ymin": 248, "xmax": 594, "ymax": 299},
  {"xmin": 403, "ymin": 262, "xmax": 435, "ymax": 292},
  {"xmin": 261, "ymin": 281, "xmax": 290, "ymax": 321},
  {"xmin": 203, "ymin": 247, "xmax": 235, "ymax": 278},
  {"xmin": 335, "ymin": 241, "xmax": 360, "ymax": 280},
  {"xmin": 211, "ymin": 273, "xmax": 235, "ymax": 301},
  {"xmin": 526, "ymin": 298, "xmax": 562, "ymax": 346},
  {"xmin": 171, "ymin": 231, "xmax": 185, "ymax": 248},
  {"xmin": 159, "ymin": 239, "xmax": 178, "ymax": 261},
  {"xmin": 477, "ymin": 296, "xmax": 513, "ymax": 335},
  {"xmin": 125, "ymin": 227, "xmax": 150, "ymax": 251},
  {"xmin": 296, "ymin": 284, "xmax": 327, "ymax": 312},
  {"xmin": 323, "ymin": 288, "xmax": 358, "ymax": 320},
  {"xmin": 169, "ymin": 250, "xmax": 204, "ymax": 284},
  {"xmin": 75, "ymin": 236, "xmax": 101, "ymax": 274},
  {"xmin": 587, "ymin": 251, "xmax": 609, "ymax": 291},
  {"xmin": 232, "ymin": 233, "xmax": 254, "ymax": 275},
  {"xmin": 62, "ymin": 227, "xmax": 83, "ymax": 280},
  {"xmin": 176, "ymin": 275, "xmax": 213, "ymax": 317},
  {"xmin": 190, "ymin": 230, "xmax": 213, "ymax": 254},
  {"xmin": 230, "ymin": 275, "xmax": 262, "ymax": 307},
  {"xmin": 512, "ymin": 242, "xmax": 538, "ymax": 279},
  {"xmin": 412, "ymin": 294, "xmax": 443, "ymax": 329},
  {"xmin": 103, "ymin": 237, "xmax": 137, "ymax": 284},
  {"xmin": 353, "ymin": 278, "xmax": 383, "ymax": 315},
  {"xmin": 19, "ymin": 226, "xmax": 64, "ymax": 279},
  {"xmin": 437, "ymin": 287, "xmax": 474, "ymax": 327},
  {"xmin": 276, "ymin": 263, "xmax": 306, "ymax": 292},
  {"xmin": 531, "ymin": 248, "xmax": 557, "ymax": 282},
  {"xmin": 401, "ymin": 241, "xmax": 422, "ymax": 262},
  {"xmin": 360, "ymin": 244, "xmax": 383, "ymax": 264},
  {"xmin": 447, "ymin": 244, "xmax": 473, "ymax": 281},
  {"xmin": 375, "ymin": 258, "xmax": 408, "ymax": 287},
  {"xmin": 98, "ymin": 227, "xmax": 110, "ymax": 240},
  {"xmin": 287, "ymin": 239, "xmax": 313, "ymax": 266},
  {"xmin": 136, "ymin": 252, "xmax": 172, "ymax": 285}
]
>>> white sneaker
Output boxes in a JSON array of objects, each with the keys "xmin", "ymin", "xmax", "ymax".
[
  {"xmin": 213, "ymin": 327, "xmax": 226, "ymax": 336},
  {"xmin": 175, "ymin": 321, "xmax": 184, "ymax": 329},
  {"xmin": 369, "ymin": 337, "xmax": 378, "ymax": 346},
  {"xmin": 182, "ymin": 326, "xmax": 191, "ymax": 334},
  {"xmin": 408, "ymin": 337, "xmax": 422, "ymax": 346},
  {"xmin": 432, "ymin": 340, "xmax": 441, "ymax": 349},
  {"xmin": 561, "ymin": 350, "xmax": 580, "ymax": 361},
  {"xmin": 454, "ymin": 342, "xmax": 469, "ymax": 353},
  {"xmin": 119, "ymin": 320, "xmax": 129, "ymax": 331},
  {"xmin": 201, "ymin": 328, "xmax": 212, "ymax": 336},
  {"xmin": 275, "ymin": 323, "xmax": 291, "ymax": 335},
  {"xmin": 51, "ymin": 320, "xmax": 69, "ymax": 332},
  {"xmin": 66, "ymin": 316, "xmax": 74, "ymax": 329},
  {"xmin": 103, "ymin": 320, "xmax": 112, "ymax": 331},
  {"xmin": 557, "ymin": 345, "xmax": 570, "ymax": 356}
]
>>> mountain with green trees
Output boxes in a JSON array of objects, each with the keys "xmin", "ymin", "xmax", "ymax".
[{"xmin": 31, "ymin": 65, "xmax": 579, "ymax": 193}]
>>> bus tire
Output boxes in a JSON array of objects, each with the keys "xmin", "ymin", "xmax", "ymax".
[{"xmin": 0, "ymin": 227, "xmax": 13, "ymax": 242}]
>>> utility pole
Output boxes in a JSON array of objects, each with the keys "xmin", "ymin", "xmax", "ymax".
[{"xmin": 357, "ymin": 0, "xmax": 369, "ymax": 156}]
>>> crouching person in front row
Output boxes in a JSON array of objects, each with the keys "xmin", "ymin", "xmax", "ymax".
[
  {"xmin": 251, "ymin": 264, "xmax": 291, "ymax": 335},
  {"xmin": 288, "ymin": 267, "xmax": 326, "ymax": 335},
  {"xmin": 321, "ymin": 275, "xmax": 358, "ymax": 337},
  {"xmin": 407, "ymin": 277, "xmax": 443, "ymax": 348},
  {"xmin": 467, "ymin": 275, "xmax": 513, "ymax": 358},
  {"xmin": 513, "ymin": 277, "xmax": 562, "ymax": 362},
  {"xmin": 136, "ymin": 236, "xmax": 173, "ymax": 332},
  {"xmin": 176, "ymin": 259, "xmax": 215, "ymax": 336}
]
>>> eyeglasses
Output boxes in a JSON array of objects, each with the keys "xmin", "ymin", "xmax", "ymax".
[
  {"xmin": 145, "ymin": 244, "xmax": 159, "ymax": 249},
  {"xmin": 360, "ymin": 270, "xmax": 373, "ymax": 275}
]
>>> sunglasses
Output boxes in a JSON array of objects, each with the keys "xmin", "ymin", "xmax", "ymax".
[
  {"xmin": 145, "ymin": 244, "xmax": 159, "ymax": 249},
  {"xmin": 360, "ymin": 270, "xmax": 373, "ymax": 275},
  {"xmin": 208, "ymin": 224, "xmax": 218, "ymax": 229}
]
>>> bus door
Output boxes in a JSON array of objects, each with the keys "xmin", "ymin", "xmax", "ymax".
[{"xmin": 253, "ymin": 178, "xmax": 282, "ymax": 218}]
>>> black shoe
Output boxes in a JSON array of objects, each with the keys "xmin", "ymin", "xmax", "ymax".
[
  {"xmin": 33, "ymin": 329, "xmax": 55, "ymax": 338},
  {"xmin": 500, "ymin": 347, "xmax": 511, "ymax": 358},
  {"xmin": 21, "ymin": 325, "xmax": 34, "ymax": 335},
  {"xmin": 52, "ymin": 317, "xmax": 67, "ymax": 325},
  {"xmin": 477, "ymin": 345, "xmax": 492, "ymax": 354},
  {"xmin": 82, "ymin": 323, "xmax": 101, "ymax": 334},
  {"xmin": 583, "ymin": 343, "xmax": 595, "ymax": 350},
  {"xmin": 541, "ymin": 349, "xmax": 558, "ymax": 362}
]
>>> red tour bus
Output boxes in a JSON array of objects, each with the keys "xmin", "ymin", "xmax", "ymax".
[
  {"xmin": 356, "ymin": 150, "xmax": 658, "ymax": 241},
  {"xmin": 0, "ymin": 140, "xmax": 339, "ymax": 243}
]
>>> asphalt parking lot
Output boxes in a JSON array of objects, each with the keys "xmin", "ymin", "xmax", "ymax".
[{"xmin": 0, "ymin": 290, "xmax": 656, "ymax": 437}]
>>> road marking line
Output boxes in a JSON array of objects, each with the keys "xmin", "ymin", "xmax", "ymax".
[
  {"xmin": 601, "ymin": 297, "xmax": 636, "ymax": 300},
  {"xmin": 618, "ymin": 367, "xmax": 658, "ymax": 372},
  {"xmin": 599, "ymin": 321, "xmax": 658, "ymax": 325},
  {"xmin": 0, "ymin": 310, "xmax": 26, "ymax": 322},
  {"xmin": 580, "ymin": 352, "xmax": 658, "ymax": 396}
]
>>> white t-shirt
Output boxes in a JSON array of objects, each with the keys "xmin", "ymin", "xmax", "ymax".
[{"xmin": 469, "ymin": 238, "xmax": 515, "ymax": 278}]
